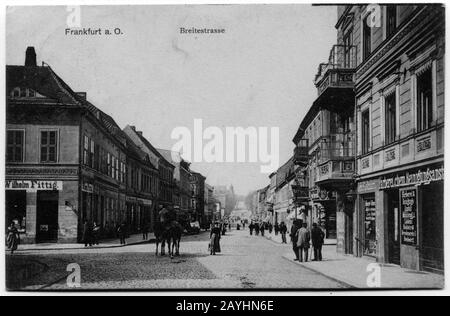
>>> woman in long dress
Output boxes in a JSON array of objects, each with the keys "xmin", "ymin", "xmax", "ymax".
[
  {"xmin": 7, "ymin": 221, "xmax": 20, "ymax": 254},
  {"xmin": 210, "ymin": 223, "xmax": 221, "ymax": 255}
]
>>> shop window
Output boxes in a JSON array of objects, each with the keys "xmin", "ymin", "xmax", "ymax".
[
  {"xmin": 363, "ymin": 196, "xmax": 377, "ymax": 256},
  {"xmin": 362, "ymin": 110, "xmax": 371, "ymax": 154},
  {"xmin": 40, "ymin": 131, "xmax": 58, "ymax": 163},
  {"xmin": 416, "ymin": 67, "xmax": 433, "ymax": 132},
  {"xmin": 386, "ymin": 5, "xmax": 397, "ymax": 38},
  {"xmin": 385, "ymin": 91, "xmax": 397, "ymax": 145},
  {"xmin": 6, "ymin": 130, "xmax": 24, "ymax": 163}
]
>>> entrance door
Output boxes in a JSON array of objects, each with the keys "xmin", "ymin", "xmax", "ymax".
[
  {"xmin": 36, "ymin": 191, "xmax": 59, "ymax": 243},
  {"xmin": 388, "ymin": 190, "xmax": 400, "ymax": 265},
  {"xmin": 421, "ymin": 183, "xmax": 444, "ymax": 273}
]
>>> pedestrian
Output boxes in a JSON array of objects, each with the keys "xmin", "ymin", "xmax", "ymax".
[
  {"xmin": 117, "ymin": 222, "xmax": 127, "ymax": 245},
  {"xmin": 83, "ymin": 220, "xmax": 93, "ymax": 247},
  {"xmin": 142, "ymin": 221, "xmax": 150, "ymax": 240},
  {"xmin": 290, "ymin": 220, "xmax": 301, "ymax": 261},
  {"xmin": 268, "ymin": 223, "xmax": 273, "ymax": 234},
  {"xmin": 279, "ymin": 222, "xmax": 287, "ymax": 243},
  {"xmin": 92, "ymin": 222, "xmax": 100, "ymax": 245},
  {"xmin": 221, "ymin": 222, "xmax": 227, "ymax": 236},
  {"xmin": 296, "ymin": 223, "xmax": 311, "ymax": 262},
  {"xmin": 255, "ymin": 223, "xmax": 260, "ymax": 236},
  {"xmin": 274, "ymin": 222, "xmax": 280, "ymax": 236},
  {"xmin": 249, "ymin": 222, "xmax": 254, "ymax": 236},
  {"xmin": 260, "ymin": 223, "xmax": 265, "ymax": 237},
  {"xmin": 210, "ymin": 222, "xmax": 221, "ymax": 255},
  {"xmin": 7, "ymin": 221, "xmax": 20, "ymax": 254},
  {"xmin": 311, "ymin": 223, "xmax": 325, "ymax": 261}
]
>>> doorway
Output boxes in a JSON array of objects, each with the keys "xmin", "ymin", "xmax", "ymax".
[
  {"xmin": 36, "ymin": 191, "xmax": 59, "ymax": 243},
  {"xmin": 387, "ymin": 190, "xmax": 400, "ymax": 265},
  {"xmin": 421, "ymin": 183, "xmax": 444, "ymax": 273},
  {"xmin": 6, "ymin": 190, "xmax": 27, "ymax": 231}
]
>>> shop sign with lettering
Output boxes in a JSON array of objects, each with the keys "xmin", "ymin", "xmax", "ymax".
[
  {"xmin": 400, "ymin": 188, "xmax": 418, "ymax": 246},
  {"xmin": 5, "ymin": 180, "xmax": 63, "ymax": 191},
  {"xmin": 380, "ymin": 167, "xmax": 444, "ymax": 190}
]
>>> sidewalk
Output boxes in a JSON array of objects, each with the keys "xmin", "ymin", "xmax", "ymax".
[
  {"xmin": 15, "ymin": 233, "xmax": 156, "ymax": 252},
  {"xmin": 282, "ymin": 245, "xmax": 445, "ymax": 289}
]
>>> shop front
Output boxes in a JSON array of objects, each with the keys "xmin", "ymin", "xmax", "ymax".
[
  {"xmin": 357, "ymin": 164, "xmax": 444, "ymax": 273},
  {"xmin": 5, "ymin": 179, "xmax": 78, "ymax": 244},
  {"xmin": 309, "ymin": 186, "xmax": 337, "ymax": 240}
]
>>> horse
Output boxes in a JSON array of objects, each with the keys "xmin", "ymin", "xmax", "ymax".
[
  {"xmin": 168, "ymin": 221, "xmax": 183, "ymax": 258},
  {"xmin": 154, "ymin": 221, "xmax": 171, "ymax": 256}
]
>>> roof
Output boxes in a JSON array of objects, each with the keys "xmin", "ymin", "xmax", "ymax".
[
  {"xmin": 123, "ymin": 133, "xmax": 156, "ymax": 170},
  {"xmin": 131, "ymin": 129, "xmax": 175, "ymax": 169},
  {"xmin": 276, "ymin": 157, "xmax": 295, "ymax": 188},
  {"xmin": 7, "ymin": 64, "xmax": 127, "ymax": 147}
]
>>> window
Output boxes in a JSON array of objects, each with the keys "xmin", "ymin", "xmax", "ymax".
[
  {"xmin": 90, "ymin": 140, "xmax": 95, "ymax": 169},
  {"xmin": 83, "ymin": 136, "xmax": 89, "ymax": 166},
  {"xmin": 417, "ymin": 68, "xmax": 433, "ymax": 132},
  {"xmin": 115, "ymin": 157, "xmax": 119, "ymax": 181},
  {"xmin": 343, "ymin": 30, "xmax": 353, "ymax": 68},
  {"xmin": 6, "ymin": 130, "xmax": 24, "ymax": 162},
  {"xmin": 40, "ymin": 131, "xmax": 57, "ymax": 163},
  {"xmin": 386, "ymin": 5, "xmax": 397, "ymax": 38},
  {"xmin": 107, "ymin": 153, "xmax": 111, "ymax": 177},
  {"xmin": 385, "ymin": 91, "xmax": 397, "ymax": 145},
  {"xmin": 362, "ymin": 110, "xmax": 371, "ymax": 154},
  {"xmin": 363, "ymin": 15, "xmax": 372, "ymax": 60}
]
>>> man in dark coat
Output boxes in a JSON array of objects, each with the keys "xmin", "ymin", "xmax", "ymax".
[
  {"xmin": 290, "ymin": 220, "xmax": 302, "ymax": 261},
  {"xmin": 274, "ymin": 222, "xmax": 280, "ymax": 236},
  {"xmin": 83, "ymin": 221, "xmax": 93, "ymax": 247},
  {"xmin": 311, "ymin": 223, "xmax": 325, "ymax": 261},
  {"xmin": 279, "ymin": 222, "xmax": 287, "ymax": 243},
  {"xmin": 254, "ymin": 223, "xmax": 260, "ymax": 236},
  {"xmin": 117, "ymin": 222, "xmax": 127, "ymax": 245}
]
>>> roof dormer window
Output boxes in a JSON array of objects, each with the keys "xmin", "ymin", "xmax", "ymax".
[{"xmin": 10, "ymin": 87, "xmax": 40, "ymax": 99}]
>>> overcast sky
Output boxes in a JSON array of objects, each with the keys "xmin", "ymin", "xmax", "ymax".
[{"xmin": 6, "ymin": 5, "xmax": 337, "ymax": 196}]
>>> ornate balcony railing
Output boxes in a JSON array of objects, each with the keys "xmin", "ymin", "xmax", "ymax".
[{"xmin": 314, "ymin": 44, "xmax": 357, "ymax": 96}]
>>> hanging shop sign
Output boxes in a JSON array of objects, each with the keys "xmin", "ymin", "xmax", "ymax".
[
  {"xmin": 379, "ymin": 166, "xmax": 444, "ymax": 190},
  {"xmin": 291, "ymin": 185, "xmax": 309, "ymax": 200},
  {"xmin": 400, "ymin": 188, "xmax": 418, "ymax": 246},
  {"xmin": 5, "ymin": 180, "xmax": 63, "ymax": 191}
]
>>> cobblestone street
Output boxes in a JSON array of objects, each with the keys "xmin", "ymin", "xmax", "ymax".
[{"xmin": 7, "ymin": 230, "xmax": 348, "ymax": 290}]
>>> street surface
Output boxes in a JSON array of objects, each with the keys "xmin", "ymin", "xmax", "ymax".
[{"xmin": 6, "ymin": 229, "xmax": 348, "ymax": 290}]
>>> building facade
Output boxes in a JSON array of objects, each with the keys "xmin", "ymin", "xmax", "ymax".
[
  {"xmin": 190, "ymin": 172, "xmax": 206, "ymax": 226},
  {"xmin": 6, "ymin": 48, "xmax": 129, "ymax": 243},
  {"xmin": 340, "ymin": 4, "xmax": 445, "ymax": 273},
  {"xmin": 290, "ymin": 4, "xmax": 444, "ymax": 273},
  {"xmin": 123, "ymin": 125, "xmax": 175, "ymax": 218}
]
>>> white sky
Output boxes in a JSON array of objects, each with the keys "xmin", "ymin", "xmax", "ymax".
[{"xmin": 6, "ymin": 4, "xmax": 337, "ymax": 195}]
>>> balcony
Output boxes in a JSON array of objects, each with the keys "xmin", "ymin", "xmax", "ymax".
[
  {"xmin": 293, "ymin": 139, "xmax": 310, "ymax": 166},
  {"xmin": 313, "ymin": 45, "xmax": 356, "ymax": 116},
  {"xmin": 315, "ymin": 133, "xmax": 355, "ymax": 185}
]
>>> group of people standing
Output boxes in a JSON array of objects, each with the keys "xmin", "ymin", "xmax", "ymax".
[
  {"xmin": 82, "ymin": 221, "xmax": 102, "ymax": 247},
  {"xmin": 290, "ymin": 220, "xmax": 325, "ymax": 262},
  {"xmin": 249, "ymin": 221, "xmax": 289, "ymax": 243}
]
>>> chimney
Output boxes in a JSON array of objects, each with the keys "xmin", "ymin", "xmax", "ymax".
[
  {"xmin": 137, "ymin": 131, "xmax": 143, "ymax": 137},
  {"xmin": 25, "ymin": 47, "xmax": 37, "ymax": 67}
]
